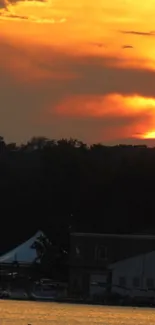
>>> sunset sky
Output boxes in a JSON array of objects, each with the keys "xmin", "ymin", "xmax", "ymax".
[{"xmin": 1, "ymin": 0, "xmax": 155, "ymax": 145}]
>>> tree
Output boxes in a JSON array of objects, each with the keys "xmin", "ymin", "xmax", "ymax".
[{"xmin": 0, "ymin": 135, "xmax": 155, "ymax": 276}]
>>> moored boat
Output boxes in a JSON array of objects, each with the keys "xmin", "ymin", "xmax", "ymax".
[{"xmin": 30, "ymin": 279, "xmax": 58, "ymax": 301}]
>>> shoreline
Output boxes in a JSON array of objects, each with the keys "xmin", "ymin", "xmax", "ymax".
[{"xmin": 1, "ymin": 296, "xmax": 155, "ymax": 308}]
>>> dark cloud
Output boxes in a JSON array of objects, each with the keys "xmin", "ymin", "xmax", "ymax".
[
  {"xmin": 76, "ymin": 58, "xmax": 155, "ymax": 98},
  {"xmin": 3, "ymin": 40, "xmax": 155, "ymax": 99},
  {"xmin": 0, "ymin": 0, "xmax": 45, "ymax": 10},
  {"xmin": 122, "ymin": 45, "xmax": 134, "ymax": 49},
  {"xmin": 42, "ymin": 53, "xmax": 155, "ymax": 98},
  {"xmin": 119, "ymin": 30, "xmax": 155, "ymax": 37}
]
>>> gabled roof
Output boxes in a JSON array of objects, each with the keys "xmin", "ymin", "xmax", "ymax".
[
  {"xmin": 0, "ymin": 230, "xmax": 44, "ymax": 264},
  {"xmin": 109, "ymin": 250, "xmax": 155, "ymax": 275}
]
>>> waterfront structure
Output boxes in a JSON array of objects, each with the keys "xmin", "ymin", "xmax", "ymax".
[
  {"xmin": 110, "ymin": 250, "xmax": 155, "ymax": 300},
  {"xmin": 69, "ymin": 232, "xmax": 155, "ymax": 302}
]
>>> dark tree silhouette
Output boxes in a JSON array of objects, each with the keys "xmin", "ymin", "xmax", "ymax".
[{"xmin": 0, "ymin": 136, "xmax": 154, "ymax": 280}]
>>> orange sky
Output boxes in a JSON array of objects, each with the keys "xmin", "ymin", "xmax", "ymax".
[{"xmin": 1, "ymin": 0, "xmax": 155, "ymax": 144}]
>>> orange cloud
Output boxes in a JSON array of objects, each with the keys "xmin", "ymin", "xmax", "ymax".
[
  {"xmin": 53, "ymin": 93, "xmax": 155, "ymax": 141},
  {"xmin": 55, "ymin": 94, "xmax": 155, "ymax": 117}
]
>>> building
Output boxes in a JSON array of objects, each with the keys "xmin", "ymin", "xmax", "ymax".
[
  {"xmin": 69, "ymin": 232, "xmax": 155, "ymax": 302},
  {"xmin": 110, "ymin": 251, "xmax": 155, "ymax": 301}
]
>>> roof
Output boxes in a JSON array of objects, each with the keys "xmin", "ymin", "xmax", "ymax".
[
  {"xmin": 70, "ymin": 233, "xmax": 155, "ymax": 240},
  {"xmin": 0, "ymin": 230, "xmax": 44, "ymax": 264},
  {"xmin": 109, "ymin": 250, "xmax": 155, "ymax": 275}
]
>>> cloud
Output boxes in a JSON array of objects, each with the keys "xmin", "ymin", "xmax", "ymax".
[
  {"xmin": 0, "ymin": 10, "xmax": 66, "ymax": 22},
  {"xmin": 52, "ymin": 93, "xmax": 154, "ymax": 142},
  {"xmin": 119, "ymin": 30, "xmax": 155, "ymax": 37},
  {"xmin": 54, "ymin": 94, "xmax": 155, "ymax": 118},
  {"xmin": 0, "ymin": 11, "xmax": 28, "ymax": 19},
  {"xmin": 2, "ymin": 39, "xmax": 155, "ymax": 99},
  {"xmin": 1, "ymin": 38, "xmax": 155, "ymax": 143},
  {"xmin": 0, "ymin": 0, "xmax": 43, "ymax": 22},
  {"xmin": 39, "ymin": 53, "xmax": 155, "ymax": 99},
  {"xmin": 0, "ymin": 0, "xmax": 45, "ymax": 9},
  {"xmin": 0, "ymin": 0, "xmax": 67, "ymax": 22},
  {"xmin": 122, "ymin": 45, "xmax": 134, "ymax": 49}
]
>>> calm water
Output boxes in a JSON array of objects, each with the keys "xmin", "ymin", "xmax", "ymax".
[{"xmin": 1, "ymin": 301, "xmax": 155, "ymax": 325}]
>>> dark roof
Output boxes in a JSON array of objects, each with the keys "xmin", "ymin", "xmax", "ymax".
[{"xmin": 71, "ymin": 233, "xmax": 155, "ymax": 240}]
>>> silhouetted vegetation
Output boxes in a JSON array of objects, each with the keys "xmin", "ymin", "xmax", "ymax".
[{"xmin": 0, "ymin": 136, "xmax": 155, "ymax": 268}]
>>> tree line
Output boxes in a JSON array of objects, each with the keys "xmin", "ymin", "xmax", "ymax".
[{"xmin": 0, "ymin": 136, "xmax": 154, "ymax": 256}]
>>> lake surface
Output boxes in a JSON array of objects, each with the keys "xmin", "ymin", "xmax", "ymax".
[{"xmin": 1, "ymin": 301, "xmax": 155, "ymax": 325}]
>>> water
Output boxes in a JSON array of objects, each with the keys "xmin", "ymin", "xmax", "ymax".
[{"xmin": 1, "ymin": 301, "xmax": 155, "ymax": 325}]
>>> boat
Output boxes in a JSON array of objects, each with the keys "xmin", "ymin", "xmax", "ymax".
[
  {"xmin": 0, "ymin": 288, "xmax": 29, "ymax": 300},
  {"xmin": 30, "ymin": 279, "xmax": 58, "ymax": 301},
  {"xmin": 0, "ymin": 278, "xmax": 67, "ymax": 302},
  {"xmin": 0, "ymin": 289, "xmax": 10, "ymax": 299}
]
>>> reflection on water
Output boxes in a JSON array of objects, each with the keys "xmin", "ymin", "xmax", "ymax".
[{"xmin": 1, "ymin": 301, "xmax": 155, "ymax": 325}]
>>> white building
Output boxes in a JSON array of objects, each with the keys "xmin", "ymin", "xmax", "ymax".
[{"xmin": 110, "ymin": 251, "xmax": 155, "ymax": 298}]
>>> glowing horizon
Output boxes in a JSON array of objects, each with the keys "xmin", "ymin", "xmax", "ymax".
[
  {"xmin": 141, "ymin": 131, "xmax": 155, "ymax": 139},
  {"xmin": 0, "ymin": 0, "xmax": 155, "ymax": 144}
]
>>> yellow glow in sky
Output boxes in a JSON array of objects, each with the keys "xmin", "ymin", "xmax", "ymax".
[{"xmin": 142, "ymin": 131, "xmax": 155, "ymax": 139}]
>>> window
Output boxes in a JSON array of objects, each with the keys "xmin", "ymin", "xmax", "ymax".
[
  {"xmin": 95, "ymin": 245, "xmax": 107, "ymax": 260},
  {"xmin": 119, "ymin": 276, "xmax": 126, "ymax": 288},
  {"xmin": 146, "ymin": 278, "xmax": 154, "ymax": 289},
  {"xmin": 75, "ymin": 245, "xmax": 81, "ymax": 257},
  {"xmin": 133, "ymin": 277, "xmax": 140, "ymax": 288}
]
